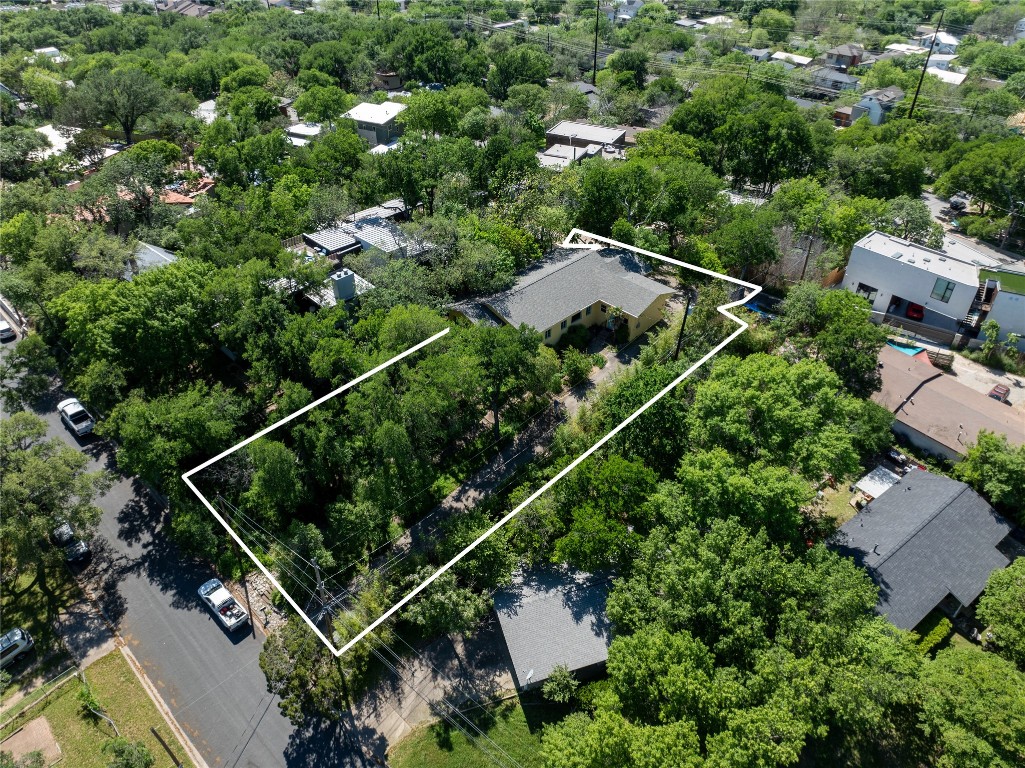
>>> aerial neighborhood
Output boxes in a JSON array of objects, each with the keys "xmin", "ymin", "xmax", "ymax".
[{"xmin": 1, "ymin": 2, "xmax": 1025, "ymax": 768}]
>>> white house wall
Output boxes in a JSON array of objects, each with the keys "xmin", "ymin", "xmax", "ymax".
[
  {"xmin": 843, "ymin": 244, "xmax": 976, "ymax": 331},
  {"xmin": 986, "ymin": 289, "xmax": 1025, "ymax": 351}
]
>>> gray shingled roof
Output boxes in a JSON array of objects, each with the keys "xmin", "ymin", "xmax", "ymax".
[
  {"xmin": 483, "ymin": 247, "xmax": 672, "ymax": 332},
  {"xmin": 494, "ymin": 568, "xmax": 612, "ymax": 689},
  {"xmin": 831, "ymin": 471, "xmax": 1011, "ymax": 630}
]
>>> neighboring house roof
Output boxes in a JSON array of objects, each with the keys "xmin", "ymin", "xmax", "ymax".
[
  {"xmin": 343, "ymin": 101, "xmax": 406, "ymax": 125},
  {"xmin": 482, "ymin": 247, "xmax": 671, "ymax": 331},
  {"xmin": 448, "ymin": 299, "xmax": 504, "ymax": 327},
  {"xmin": 861, "ymin": 86, "xmax": 904, "ymax": 103},
  {"xmin": 674, "ymin": 18, "xmax": 704, "ymax": 29},
  {"xmin": 340, "ymin": 218, "xmax": 423, "ymax": 257},
  {"xmin": 886, "ymin": 43, "xmax": 930, "ymax": 54},
  {"xmin": 872, "ymin": 344, "xmax": 1025, "ymax": 455},
  {"xmin": 787, "ymin": 95, "xmax": 818, "ymax": 109},
  {"xmin": 809, "ymin": 66, "xmax": 859, "ymax": 85},
  {"xmin": 568, "ymin": 80, "xmax": 598, "ymax": 95},
  {"xmin": 831, "ymin": 471, "xmax": 1011, "ymax": 630},
  {"xmin": 547, "ymin": 120, "xmax": 627, "ymax": 146},
  {"xmin": 771, "ymin": 51, "xmax": 813, "ymax": 67},
  {"xmin": 827, "ymin": 43, "xmax": 863, "ymax": 57},
  {"xmin": 304, "ymin": 226, "xmax": 360, "ymax": 255},
  {"xmin": 352, "ymin": 198, "xmax": 407, "ymax": 221},
  {"xmin": 698, "ymin": 14, "xmax": 732, "ymax": 25},
  {"xmin": 855, "ymin": 465, "xmax": 902, "ymax": 499},
  {"xmin": 494, "ymin": 568, "xmax": 613, "ymax": 689},
  {"xmin": 927, "ymin": 67, "xmax": 966, "ymax": 85},
  {"xmin": 853, "ymin": 231, "xmax": 984, "ymax": 284},
  {"xmin": 918, "ymin": 31, "xmax": 959, "ymax": 47},
  {"xmin": 126, "ymin": 242, "xmax": 177, "ymax": 280},
  {"xmin": 31, "ymin": 124, "xmax": 120, "ymax": 164}
]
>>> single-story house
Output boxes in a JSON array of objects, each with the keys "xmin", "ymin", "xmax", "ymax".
[
  {"xmin": 736, "ymin": 46, "xmax": 771, "ymax": 62},
  {"xmin": 342, "ymin": 101, "xmax": 406, "ymax": 147},
  {"xmin": 193, "ymin": 99, "xmax": 217, "ymax": 124},
  {"xmin": 927, "ymin": 53, "xmax": 958, "ymax": 71},
  {"xmin": 494, "ymin": 568, "xmax": 613, "ymax": 690},
  {"xmin": 834, "ymin": 105, "xmax": 854, "ymax": 128},
  {"xmin": 450, "ymin": 246, "xmax": 673, "ymax": 346},
  {"xmin": 873, "ymin": 344, "xmax": 1025, "ymax": 461},
  {"xmin": 808, "ymin": 66, "xmax": 859, "ymax": 93},
  {"xmin": 771, "ymin": 51, "xmax": 813, "ymax": 69},
  {"xmin": 374, "ymin": 71, "xmax": 402, "ymax": 91},
  {"xmin": 270, "ymin": 267, "xmax": 374, "ymax": 311},
  {"xmin": 31, "ymin": 124, "xmax": 120, "ymax": 166},
  {"xmin": 674, "ymin": 18, "xmax": 704, "ymax": 30},
  {"xmin": 831, "ymin": 471, "xmax": 1013, "ymax": 631},
  {"xmin": 698, "ymin": 15, "xmax": 733, "ymax": 26},
  {"xmin": 32, "ymin": 47, "xmax": 66, "ymax": 64},
  {"xmin": 927, "ymin": 67, "xmax": 966, "ymax": 86},
  {"xmin": 885, "ymin": 43, "xmax": 930, "ymax": 56},
  {"xmin": 545, "ymin": 121, "xmax": 627, "ymax": 150}
]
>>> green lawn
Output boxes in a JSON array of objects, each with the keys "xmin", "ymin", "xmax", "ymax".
[
  {"xmin": 1, "ymin": 563, "xmax": 80, "ymax": 695},
  {"xmin": 389, "ymin": 696, "xmax": 570, "ymax": 768},
  {"xmin": 1, "ymin": 651, "xmax": 195, "ymax": 768}
]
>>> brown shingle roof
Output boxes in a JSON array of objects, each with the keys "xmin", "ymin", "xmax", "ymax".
[{"xmin": 873, "ymin": 345, "xmax": 1025, "ymax": 455}]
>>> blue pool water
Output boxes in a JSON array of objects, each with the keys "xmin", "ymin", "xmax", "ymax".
[{"xmin": 887, "ymin": 341, "xmax": 926, "ymax": 356}]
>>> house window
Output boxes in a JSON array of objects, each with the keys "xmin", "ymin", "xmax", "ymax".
[
  {"xmin": 931, "ymin": 278, "xmax": 955, "ymax": 303},
  {"xmin": 571, "ymin": 311, "xmax": 582, "ymax": 323},
  {"xmin": 600, "ymin": 304, "xmax": 607, "ymax": 313},
  {"xmin": 561, "ymin": 320, "xmax": 567, "ymax": 329},
  {"xmin": 855, "ymin": 283, "xmax": 878, "ymax": 302},
  {"xmin": 545, "ymin": 329, "xmax": 551, "ymax": 340},
  {"xmin": 585, "ymin": 306, "xmax": 592, "ymax": 316}
]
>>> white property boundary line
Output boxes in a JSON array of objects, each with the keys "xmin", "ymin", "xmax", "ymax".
[{"xmin": 183, "ymin": 229, "xmax": 760, "ymax": 657}]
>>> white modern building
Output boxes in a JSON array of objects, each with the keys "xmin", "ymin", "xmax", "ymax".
[
  {"xmin": 342, "ymin": 101, "xmax": 406, "ymax": 147},
  {"xmin": 978, "ymin": 265, "xmax": 1025, "ymax": 352},
  {"xmin": 841, "ymin": 232, "xmax": 996, "ymax": 340},
  {"xmin": 915, "ymin": 31, "xmax": 959, "ymax": 54}
]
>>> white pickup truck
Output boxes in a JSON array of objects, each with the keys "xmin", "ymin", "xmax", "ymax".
[{"xmin": 198, "ymin": 579, "xmax": 250, "ymax": 632}]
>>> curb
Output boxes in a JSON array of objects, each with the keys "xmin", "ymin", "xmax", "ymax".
[{"xmin": 120, "ymin": 645, "xmax": 211, "ymax": 768}]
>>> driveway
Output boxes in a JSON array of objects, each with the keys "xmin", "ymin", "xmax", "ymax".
[
  {"xmin": 1, "ymin": 334, "xmax": 376, "ymax": 768},
  {"xmin": 921, "ymin": 192, "xmax": 1023, "ymax": 265}
]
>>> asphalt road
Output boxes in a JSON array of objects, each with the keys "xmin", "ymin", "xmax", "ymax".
[{"xmin": 1, "ymin": 328, "xmax": 378, "ymax": 768}]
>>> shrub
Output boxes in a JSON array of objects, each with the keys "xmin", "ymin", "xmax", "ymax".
[
  {"xmin": 542, "ymin": 664, "xmax": 579, "ymax": 703},
  {"xmin": 562, "ymin": 347, "xmax": 593, "ymax": 385},
  {"xmin": 916, "ymin": 616, "xmax": 952, "ymax": 656}
]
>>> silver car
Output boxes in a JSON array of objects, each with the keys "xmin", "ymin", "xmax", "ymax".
[
  {"xmin": 0, "ymin": 320, "xmax": 15, "ymax": 342},
  {"xmin": 57, "ymin": 398, "xmax": 95, "ymax": 436}
]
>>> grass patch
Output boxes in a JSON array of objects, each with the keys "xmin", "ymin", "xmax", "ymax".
[
  {"xmin": 389, "ymin": 695, "xmax": 570, "ymax": 768},
  {"xmin": 819, "ymin": 486, "xmax": 858, "ymax": 526},
  {"xmin": 1, "ymin": 651, "xmax": 195, "ymax": 768},
  {"xmin": 1, "ymin": 563, "xmax": 80, "ymax": 695}
]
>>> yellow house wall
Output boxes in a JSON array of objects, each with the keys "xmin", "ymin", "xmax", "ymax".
[{"xmin": 539, "ymin": 295, "xmax": 671, "ymax": 345}]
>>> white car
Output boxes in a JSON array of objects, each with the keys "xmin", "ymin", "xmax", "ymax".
[
  {"xmin": 57, "ymin": 398, "xmax": 95, "ymax": 437},
  {"xmin": 0, "ymin": 320, "xmax": 15, "ymax": 342},
  {"xmin": 198, "ymin": 579, "xmax": 250, "ymax": 632}
]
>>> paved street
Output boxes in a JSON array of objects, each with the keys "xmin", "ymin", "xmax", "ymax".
[{"xmin": 1, "ymin": 326, "xmax": 377, "ymax": 768}]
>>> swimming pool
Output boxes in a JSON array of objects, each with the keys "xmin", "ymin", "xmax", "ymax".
[{"xmin": 887, "ymin": 341, "xmax": 926, "ymax": 356}]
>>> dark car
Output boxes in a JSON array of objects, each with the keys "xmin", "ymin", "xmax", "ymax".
[
  {"xmin": 52, "ymin": 522, "xmax": 91, "ymax": 564},
  {"xmin": 906, "ymin": 303, "xmax": 925, "ymax": 321},
  {"xmin": 949, "ymin": 196, "xmax": 968, "ymax": 212}
]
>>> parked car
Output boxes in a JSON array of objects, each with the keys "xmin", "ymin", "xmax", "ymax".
[
  {"xmin": 949, "ymin": 196, "xmax": 968, "ymax": 212},
  {"xmin": 0, "ymin": 628, "xmax": 34, "ymax": 670},
  {"xmin": 52, "ymin": 521, "xmax": 91, "ymax": 563},
  {"xmin": 198, "ymin": 579, "xmax": 250, "ymax": 632},
  {"xmin": 0, "ymin": 320, "xmax": 15, "ymax": 342},
  {"xmin": 988, "ymin": 384, "xmax": 1011, "ymax": 403},
  {"xmin": 57, "ymin": 397, "xmax": 95, "ymax": 437},
  {"xmin": 906, "ymin": 303, "xmax": 925, "ymax": 321}
]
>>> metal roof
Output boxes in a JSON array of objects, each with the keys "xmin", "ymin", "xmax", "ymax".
[
  {"xmin": 482, "ymin": 247, "xmax": 672, "ymax": 332},
  {"xmin": 304, "ymin": 227, "xmax": 360, "ymax": 255},
  {"xmin": 547, "ymin": 120, "xmax": 626, "ymax": 146},
  {"xmin": 855, "ymin": 465, "xmax": 901, "ymax": 499},
  {"xmin": 494, "ymin": 568, "xmax": 612, "ymax": 689},
  {"xmin": 831, "ymin": 471, "xmax": 1011, "ymax": 630}
]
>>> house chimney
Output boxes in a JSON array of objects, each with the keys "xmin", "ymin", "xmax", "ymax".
[{"xmin": 331, "ymin": 269, "xmax": 356, "ymax": 301}]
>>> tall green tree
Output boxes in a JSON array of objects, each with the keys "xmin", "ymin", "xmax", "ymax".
[{"xmin": 977, "ymin": 558, "xmax": 1025, "ymax": 669}]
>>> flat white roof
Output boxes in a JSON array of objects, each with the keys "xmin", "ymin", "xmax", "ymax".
[
  {"xmin": 343, "ymin": 101, "xmax": 406, "ymax": 125},
  {"xmin": 886, "ymin": 43, "xmax": 929, "ymax": 54},
  {"xmin": 286, "ymin": 122, "xmax": 322, "ymax": 137},
  {"xmin": 927, "ymin": 67, "xmax": 966, "ymax": 85},
  {"xmin": 771, "ymin": 51, "xmax": 812, "ymax": 66},
  {"xmin": 854, "ymin": 231, "xmax": 984, "ymax": 285},
  {"xmin": 547, "ymin": 120, "xmax": 626, "ymax": 145},
  {"xmin": 699, "ymin": 14, "xmax": 732, "ymax": 25}
]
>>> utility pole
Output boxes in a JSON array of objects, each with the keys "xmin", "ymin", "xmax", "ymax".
[
  {"xmin": 592, "ymin": 1, "xmax": 600, "ymax": 86},
  {"xmin": 673, "ymin": 290, "xmax": 692, "ymax": 361},
  {"xmin": 377, "ymin": 0, "xmax": 381, "ymax": 20},
  {"xmin": 799, "ymin": 213, "xmax": 822, "ymax": 281},
  {"xmin": 909, "ymin": 9, "xmax": 943, "ymax": 120},
  {"xmin": 312, "ymin": 558, "xmax": 330, "ymax": 627}
]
